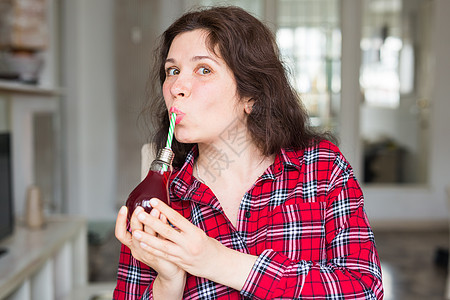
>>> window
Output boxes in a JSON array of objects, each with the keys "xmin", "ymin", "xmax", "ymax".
[
  {"xmin": 276, "ymin": 0, "xmax": 341, "ymax": 131},
  {"xmin": 360, "ymin": 0, "xmax": 433, "ymax": 184}
]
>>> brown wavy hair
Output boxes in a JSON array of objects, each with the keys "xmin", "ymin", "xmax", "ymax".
[{"xmin": 147, "ymin": 6, "xmax": 333, "ymax": 168}]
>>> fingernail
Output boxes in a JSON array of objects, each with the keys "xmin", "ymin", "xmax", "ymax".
[
  {"xmin": 140, "ymin": 242, "xmax": 148, "ymax": 249},
  {"xmin": 133, "ymin": 231, "xmax": 142, "ymax": 239},
  {"xmin": 150, "ymin": 198, "xmax": 158, "ymax": 207},
  {"xmin": 119, "ymin": 206, "xmax": 127, "ymax": 215},
  {"xmin": 137, "ymin": 212, "xmax": 146, "ymax": 221},
  {"xmin": 150, "ymin": 209, "xmax": 158, "ymax": 217}
]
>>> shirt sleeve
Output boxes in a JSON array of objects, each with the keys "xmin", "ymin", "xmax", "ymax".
[
  {"xmin": 113, "ymin": 243, "xmax": 156, "ymax": 300},
  {"xmin": 240, "ymin": 151, "xmax": 384, "ymax": 299}
]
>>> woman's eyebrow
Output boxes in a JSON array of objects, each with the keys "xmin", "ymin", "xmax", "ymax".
[
  {"xmin": 165, "ymin": 55, "xmax": 219, "ymax": 65},
  {"xmin": 165, "ymin": 58, "xmax": 176, "ymax": 64},
  {"xmin": 191, "ymin": 55, "xmax": 219, "ymax": 64}
]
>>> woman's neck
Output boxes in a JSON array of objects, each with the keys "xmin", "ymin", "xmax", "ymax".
[{"xmin": 195, "ymin": 140, "xmax": 274, "ymax": 185}]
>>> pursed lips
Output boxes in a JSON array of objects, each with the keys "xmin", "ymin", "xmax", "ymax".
[{"xmin": 169, "ymin": 107, "xmax": 185, "ymax": 125}]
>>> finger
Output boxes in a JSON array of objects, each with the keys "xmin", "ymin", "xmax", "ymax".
[
  {"xmin": 150, "ymin": 208, "xmax": 161, "ymax": 218},
  {"xmin": 144, "ymin": 225, "xmax": 156, "ymax": 236},
  {"xmin": 130, "ymin": 206, "xmax": 145, "ymax": 232},
  {"xmin": 115, "ymin": 206, "xmax": 131, "ymax": 245},
  {"xmin": 159, "ymin": 213, "xmax": 181, "ymax": 233},
  {"xmin": 137, "ymin": 210, "xmax": 183, "ymax": 244},
  {"xmin": 134, "ymin": 230, "xmax": 181, "ymax": 260},
  {"xmin": 140, "ymin": 241, "xmax": 179, "ymax": 262},
  {"xmin": 143, "ymin": 209, "xmax": 160, "ymax": 235},
  {"xmin": 160, "ymin": 213, "xmax": 167, "ymax": 224},
  {"xmin": 130, "ymin": 207, "xmax": 147, "ymax": 250},
  {"xmin": 149, "ymin": 198, "xmax": 193, "ymax": 232}
]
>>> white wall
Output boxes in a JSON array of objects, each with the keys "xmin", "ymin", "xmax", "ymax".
[{"xmin": 62, "ymin": 0, "xmax": 116, "ymax": 220}]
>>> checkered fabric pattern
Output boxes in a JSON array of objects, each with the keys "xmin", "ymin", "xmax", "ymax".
[{"xmin": 113, "ymin": 140, "xmax": 383, "ymax": 299}]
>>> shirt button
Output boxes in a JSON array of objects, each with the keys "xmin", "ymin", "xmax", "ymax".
[{"xmin": 245, "ymin": 211, "xmax": 251, "ymax": 218}]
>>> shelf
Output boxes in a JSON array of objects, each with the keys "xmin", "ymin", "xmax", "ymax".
[
  {"xmin": 0, "ymin": 216, "xmax": 88, "ymax": 299},
  {"xmin": 0, "ymin": 80, "xmax": 61, "ymax": 96}
]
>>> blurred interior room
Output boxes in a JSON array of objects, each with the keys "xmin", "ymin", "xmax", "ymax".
[{"xmin": 0, "ymin": 0, "xmax": 449, "ymax": 299}]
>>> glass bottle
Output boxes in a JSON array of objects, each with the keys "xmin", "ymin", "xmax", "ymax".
[{"xmin": 125, "ymin": 147, "xmax": 174, "ymax": 221}]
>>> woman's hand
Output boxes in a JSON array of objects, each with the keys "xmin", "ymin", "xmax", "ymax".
[
  {"xmin": 115, "ymin": 206, "xmax": 185, "ymax": 283},
  {"xmin": 132, "ymin": 198, "xmax": 258, "ymax": 291}
]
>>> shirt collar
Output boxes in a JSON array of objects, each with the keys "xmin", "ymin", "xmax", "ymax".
[
  {"xmin": 169, "ymin": 145, "xmax": 198, "ymax": 202},
  {"xmin": 170, "ymin": 146, "xmax": 304, "ymax": 201},
  {"xmin": 279, "ymin": 147, "xmax": 304, "ymax": 171}
]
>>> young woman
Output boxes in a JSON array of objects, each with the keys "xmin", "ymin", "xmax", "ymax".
[{"xmin": 114, "ymin": 6, "xmax": 383, "ymax": 300}]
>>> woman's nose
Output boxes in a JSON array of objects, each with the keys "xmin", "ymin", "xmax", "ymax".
[{"xmin": 170, "ymin": 75, "xmax": 191, "ymax": 99}]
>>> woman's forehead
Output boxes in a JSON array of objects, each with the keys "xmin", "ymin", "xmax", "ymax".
[{"xmin": 169, "ymin": 29, "xmax": 222, "ymax": 58}]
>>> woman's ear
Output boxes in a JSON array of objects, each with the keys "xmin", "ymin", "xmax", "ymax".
[{"xmin": 244, "ymin": 98, "xmax": 255, "ymax": 114}]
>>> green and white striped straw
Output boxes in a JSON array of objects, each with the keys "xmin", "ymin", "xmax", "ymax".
[
  {"xmin": 161, "ymin": 112, "xmax": 176, "ymax": 172},
  {"xmin": 165, "ymin": 112, "xmax": 176, "ymax": 149}
]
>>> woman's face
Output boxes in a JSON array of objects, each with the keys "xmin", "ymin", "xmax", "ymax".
[{"xmin": 162, "ymin": 29, "xmax": 246, "ymax": 145}]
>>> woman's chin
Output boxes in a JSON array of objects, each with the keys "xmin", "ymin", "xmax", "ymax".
[{"xmin": 174, "ymin": 133, "xmax": 196, "ymax": 145}]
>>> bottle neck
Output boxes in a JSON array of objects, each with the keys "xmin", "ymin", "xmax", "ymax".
[
  {"xmin": 156, "ymin": 147, "xmax": 174, "ymax": 165},
  {"xmin": 151, "ymin": 147, "xmax": 174, "ymax": 173}
]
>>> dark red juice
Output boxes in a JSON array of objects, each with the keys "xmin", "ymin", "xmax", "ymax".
[{"xmin": 125, "ymin": 170, "xmax": 171, "ymax": 221}]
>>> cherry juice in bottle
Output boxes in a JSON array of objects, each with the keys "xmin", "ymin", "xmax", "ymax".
[{"xmin": 125, "ymin": 147, "xmax": 174, "ymax": 220}]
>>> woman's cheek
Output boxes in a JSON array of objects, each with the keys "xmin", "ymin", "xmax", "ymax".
[{"xmin": 162, "ymin": 83, "xmax": 172, "ymax": 106}]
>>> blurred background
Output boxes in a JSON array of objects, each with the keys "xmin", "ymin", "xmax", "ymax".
[{"xmin": 0, "ymin": 0, "xmax": 449, "ymax": 299}]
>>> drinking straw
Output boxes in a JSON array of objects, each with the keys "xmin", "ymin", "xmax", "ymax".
[
  {"xmin": 166, "ymin": 112, "xmax": 176, "ymax": 149},
  {"xmin": 162, "ymin": 112, "xmax": 176, "ymax": 172}
]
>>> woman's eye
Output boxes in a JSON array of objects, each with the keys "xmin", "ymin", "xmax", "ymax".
[
  {"xmin": 198, "ymin": 67, "xmax": 211, "ymax": 75},
  {"xmin": 166, "ymin": 68, "xmax": 179, "ymax": 76}
]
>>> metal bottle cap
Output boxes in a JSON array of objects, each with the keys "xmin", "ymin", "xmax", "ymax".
[{"xmin": 156, "ymin": 147, "xmax": 174, "ymax": 165}]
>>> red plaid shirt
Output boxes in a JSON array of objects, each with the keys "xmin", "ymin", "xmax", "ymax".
[{"xmin": 114, "ymin": 141, "xmax": 383, "ymax": 299}]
